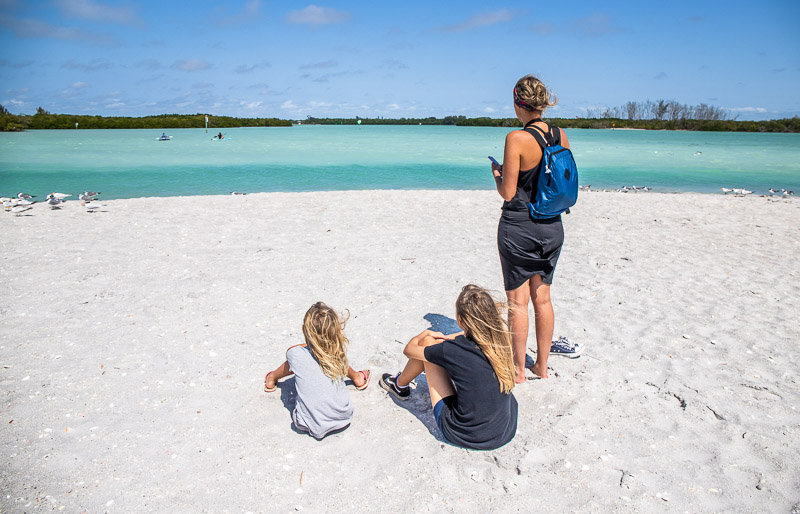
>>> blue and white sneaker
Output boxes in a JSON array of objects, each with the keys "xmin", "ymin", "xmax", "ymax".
[{"xmin": 550, "ymin": 337, "xmax": 583, "ymax": 358}]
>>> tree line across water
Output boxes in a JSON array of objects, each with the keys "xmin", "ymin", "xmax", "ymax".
[
  {"xmin": 2, "ymin": 103, "xmax": 798, "ymax": 133},
  {"xmin": 0, "ymin": 106, "xmax": 291, "ymax": 131}
]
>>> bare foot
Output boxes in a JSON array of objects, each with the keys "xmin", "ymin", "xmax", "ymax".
[
  {"xmin": 515, "ymin": 366, "xmax": 526, "ymax": 384},
  {"xmin": 529, "ymin": 362, "xmax": 548, "ymax": 379}
]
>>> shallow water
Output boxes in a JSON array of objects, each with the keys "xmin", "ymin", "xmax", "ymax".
[{"xmin": 1, "ymin": 126, "xmax": 798, "ymax": 199}]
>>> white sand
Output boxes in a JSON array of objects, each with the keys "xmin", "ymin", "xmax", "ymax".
[{"xmin": 1, "ymin": 190, "xmax": 798, "ymax": 512}]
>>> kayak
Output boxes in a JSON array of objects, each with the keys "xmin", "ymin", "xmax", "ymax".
[{"xmin": 156, "ymin": 136, "xmax": 172, "ymax": 141}]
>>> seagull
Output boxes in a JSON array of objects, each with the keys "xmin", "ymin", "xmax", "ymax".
[
  {"xmin": 230, "ymin": 191, "xmax": 247, "ymax": 195},
  {"xmin": 579, "ymin": 185, "xmax": 591, "ymax": 191},
  {"xmin": 721, "ymin": 187, "xmax": 733, "ymax": 193},
  {"xmin": 17, "ymin": 192, "xmax": 35, "ymax": 200},
  {"xmin": 82, "ymin": 191, "xmax": 101, "ymax": 197},
  {"xmin": 15, "ymin": 199, "xmax": 35, "ymax": 206},
  {"xmin": 11, "ymin": 205, "xmax": 33, "ymax": 216},
  {"xmin": 783, "ymin": 189, "xmax": 794, "ymax": 196},
  {"xmin": 49, "ymin": 192, "xmax": 71, "ymax": 200},
  {"xmin": 79, "ymin": 193, "xmax": 96, "ymax": 202},
  {"xmin": 768, "ymin": 189, "xmax": 779, "ymax": 194},
  {"xmin": 85, "ymin": 203, "xmax": 104, "ymax": 213},
  {"xmin": 733, "ymin": 188, "xmax": 753, "ymax": 195},
  {"xmin": 46, "ymin": 196, "xmax": 64, "ymax": 209},
  {"xmin": 693, "ymin": 151, "xmax": 702, "ymax": 156}
]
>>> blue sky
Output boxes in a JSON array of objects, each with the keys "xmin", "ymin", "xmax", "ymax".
[{"xmin": 1, "ymin": 0, "xmax": 798, "ymax": 120}]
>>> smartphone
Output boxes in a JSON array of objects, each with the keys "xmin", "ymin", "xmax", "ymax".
[{"xmin": 488, "ymin": 156, "xmax": 500, "ymax": 166}]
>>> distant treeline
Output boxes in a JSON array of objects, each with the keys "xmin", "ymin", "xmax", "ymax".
[
  {"xmin": 0, "ymin": 106, "xmax": 291, "ymax": 131},
  {"xmin": 306, "ymin": 114, "xmax": 800, "ymax": 132},
  {"xmin": 2, "ymin": 105, "xmax": 798, "ymax": 133}
]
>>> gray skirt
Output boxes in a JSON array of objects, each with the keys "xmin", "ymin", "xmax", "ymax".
[{"xmin": 497, "ymin": 211, "xmax": 564, "ymax": 291}]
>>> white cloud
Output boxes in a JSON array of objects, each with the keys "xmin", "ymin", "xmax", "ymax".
[
  {"xmin": 61, "ymin": 58, "xmax": 112, "ymax": 71},
  {"xmin": 244, "ymin": 101, "xmax": 263, "ymax": 109},
  {"xmin": 216, "ymin": 0, "xmax": 263, "ymax": 26},
  {"xmin": 483, "ymin": 107, "xmax": 496, "ymax": 113},
  {"xmin": 0, "ymin": 14, "xmax": 116, "ymax": 43},
  {"xmin": 571, "ymin": 13, "xmax": 625, "ymax": 37},
  {"xmin": 54, "ymin": 0, "xmax": 140, "ymax": 26},
  {"xmin": 729, "ymin": 107, "xmax": 768, "ymax": 113},
  {"xmin": 281, "ymin": 100, "xmax": 298, "ymax": 109},
  {"xmin": 71, "ymin": 81, "xmax": 89, "ymax": 89},
  {"xmin": 171, "ymin": 60, "xmax": 211, "ymax": 72},
  {"xmin": 287, "ymin": 5, "xmax": 350, "ymax": 27},
  {"xmin": 387, "ymin": 103, "xmax": 400, "ymax": 110},
  {"xmin": 299, "ymin": 60, "xmax": 338, "ymax": 70},
  {"xmin": 234, "ymin": 61, "xmax": 271, "ymax": 74},
  {"xmin": 437, "ymin": 9, "xmax": 514, "ymax": 32}
]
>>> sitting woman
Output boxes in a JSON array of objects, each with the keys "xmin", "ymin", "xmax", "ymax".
[{"xmin": 380, "ymin": 285, "xmax": 518, "ymax": 450}]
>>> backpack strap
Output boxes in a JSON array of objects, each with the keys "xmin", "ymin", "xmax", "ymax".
[{"xmin": 523, "ymin": 124, "xmax": 549, "ymax": 148}]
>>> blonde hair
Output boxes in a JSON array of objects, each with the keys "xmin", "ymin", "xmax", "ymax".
[
  {"xmin": 514, "ymin": 75, "xmax": 558, "ymax": 113},
  {"xmin": 455, "ymin": 285, "xmax": 516, "ymax": 393},
  {"xmin": 302, "ymin": 302, "xmax": 350, "ymax": 381}
]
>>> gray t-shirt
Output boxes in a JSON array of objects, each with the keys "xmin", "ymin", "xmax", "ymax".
[{"xmin": 287, "ymin": 345, "xmax": 353, "ymax": 439}]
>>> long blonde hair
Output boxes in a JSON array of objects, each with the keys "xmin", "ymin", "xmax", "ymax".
[
  {"xmin": 456, "ymin": 285, "xmax": 516, "ymax": 394},
  {"xmin": 302, "ymin": 302, "xmax": 350, "ymax": 381}
]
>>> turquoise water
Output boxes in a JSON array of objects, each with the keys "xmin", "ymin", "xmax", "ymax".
[{"xmin": 1, "ymin": 126, "xmax": 798, "ymax": 199}]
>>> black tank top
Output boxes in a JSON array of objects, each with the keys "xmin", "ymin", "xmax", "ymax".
[{"xmin": 502, "ymin": 121, "xmax": 562, "ymax": 213}]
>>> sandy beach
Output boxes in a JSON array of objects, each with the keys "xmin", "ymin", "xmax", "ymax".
[{"xmin": 1, "ymin": 190, "xmax": 798, "ymax": 512}]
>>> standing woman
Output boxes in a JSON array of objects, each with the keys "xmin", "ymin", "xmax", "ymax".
[{"xmin": 491, "ymin": 75, "xmax": 576, "ymax": 383}]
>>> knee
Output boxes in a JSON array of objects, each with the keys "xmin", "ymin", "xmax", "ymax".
[{"xmin": 531, "ymin": 290, "xmax": 551, "ymax": 307}]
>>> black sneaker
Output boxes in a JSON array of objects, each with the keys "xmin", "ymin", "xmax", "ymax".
[{"xmin": 380, "ymin": 372, "xmax": 410, "ymax": 401}]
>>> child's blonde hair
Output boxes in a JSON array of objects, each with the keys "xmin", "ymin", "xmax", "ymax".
[
  {"xmin": 302, "ymin": 302, "xmax": 350, "ymax": 381},
  {"xmin": 455, "ymin": 285, "xmax": 516, "ymax": 394}
]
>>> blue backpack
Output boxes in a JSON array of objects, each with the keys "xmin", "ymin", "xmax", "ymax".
[{"xmin": 521, "ymin": 122, "xmax": 579, "ymax": 219}]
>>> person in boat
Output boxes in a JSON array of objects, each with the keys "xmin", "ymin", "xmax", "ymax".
[{"xmin": 217, "ymin": 132, "xmax": 224, "ymax": 139}]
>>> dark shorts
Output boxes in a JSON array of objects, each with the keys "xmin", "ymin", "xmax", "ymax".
[
  {"xmin": 433, "ymin": 396, "xmax": 456, "ymax": 443},
  {"xmin": 498, "ymin": 211, "xmax": 564, "ymax": 290}
]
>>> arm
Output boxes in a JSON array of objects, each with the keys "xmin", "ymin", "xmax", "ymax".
[
  {"xmin": 560, "ymin": 128, "xmax": 570, "ymax": 149},
  {"xmin": 494, "ymin": 130, "xmax": 531, "ymax": 202},
  {"xmin": 402, "ymin": 329, "xmax": 449, "ymax": 361}
]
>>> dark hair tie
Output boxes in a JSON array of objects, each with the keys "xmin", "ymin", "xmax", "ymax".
[{"xmin": 513, "ymin": 87, "xmax": 535, "ymax": 111}]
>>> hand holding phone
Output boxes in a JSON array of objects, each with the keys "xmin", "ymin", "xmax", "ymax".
[{"xmin": 488, "ymin": 156, "xmax": 500, "ymax": 166}]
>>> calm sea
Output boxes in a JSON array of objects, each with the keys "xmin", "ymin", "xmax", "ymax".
[{"xmin": 1, "ymin": 126, "xmax": 798, "ymax": 200}]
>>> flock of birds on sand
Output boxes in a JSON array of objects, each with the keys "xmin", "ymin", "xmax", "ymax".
[
  {"xmin": 2, "ymin": 191, "xmax": 103, "ymax": 216},
  {"xmin": 720, "ymin": 187, "xmax": 793, "ymax": 196},
  {"xmin": 579, "ymin": 184, "xmax": 794, "ymax": 197}
]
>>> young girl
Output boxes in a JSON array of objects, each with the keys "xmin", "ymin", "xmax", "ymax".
[
  {"xmin": 264, "ymin": 302, "xmax": 371, "ymax": 440},
  {"xmin": 380, "ymin": 285, "xmax": 518, "ymax": 450}
]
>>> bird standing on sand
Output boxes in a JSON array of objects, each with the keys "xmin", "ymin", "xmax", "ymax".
[
  {"xmin": 46, "ymin": 196, "xmax": 64, "ymax": 209},
  {"xmin": 49, "ymin": 192, "xmax": 71, "ymax": 200},
  {"xmin": 17, "ymin": 192, "xmax": 35, "ymax": 200},
  {"xmin": 11, "ymin": 205, "xmax": 33, "ymax": 216},
  {"xmin": 721, "ymin": 187, "xmax": 733, "ymax": 193}
]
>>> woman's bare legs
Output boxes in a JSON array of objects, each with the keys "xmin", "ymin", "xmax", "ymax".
[
  {"xmin": 396, "ymin": 354, "xmax": 455, "ymax": 407},
  {"xmin": 507, "ymin": 274, "xmax": 554, "ymax": 381},
  {"xmin": 394, "ymin": 330, "xmax": 456, "ymax": 406},
  {"xmin": 422, "ymin": 361, "xmax": 456, "ymax": 408}
]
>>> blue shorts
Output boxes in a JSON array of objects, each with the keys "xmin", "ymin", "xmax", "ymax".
[{"xmin": 433, "ymin": 397, "xmax": 454, "ymax": 443}]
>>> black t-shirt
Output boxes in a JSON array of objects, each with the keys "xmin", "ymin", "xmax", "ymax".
[{"xmin": 424, "ymin": 335, "xmax": 518, "ymax": 450}]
